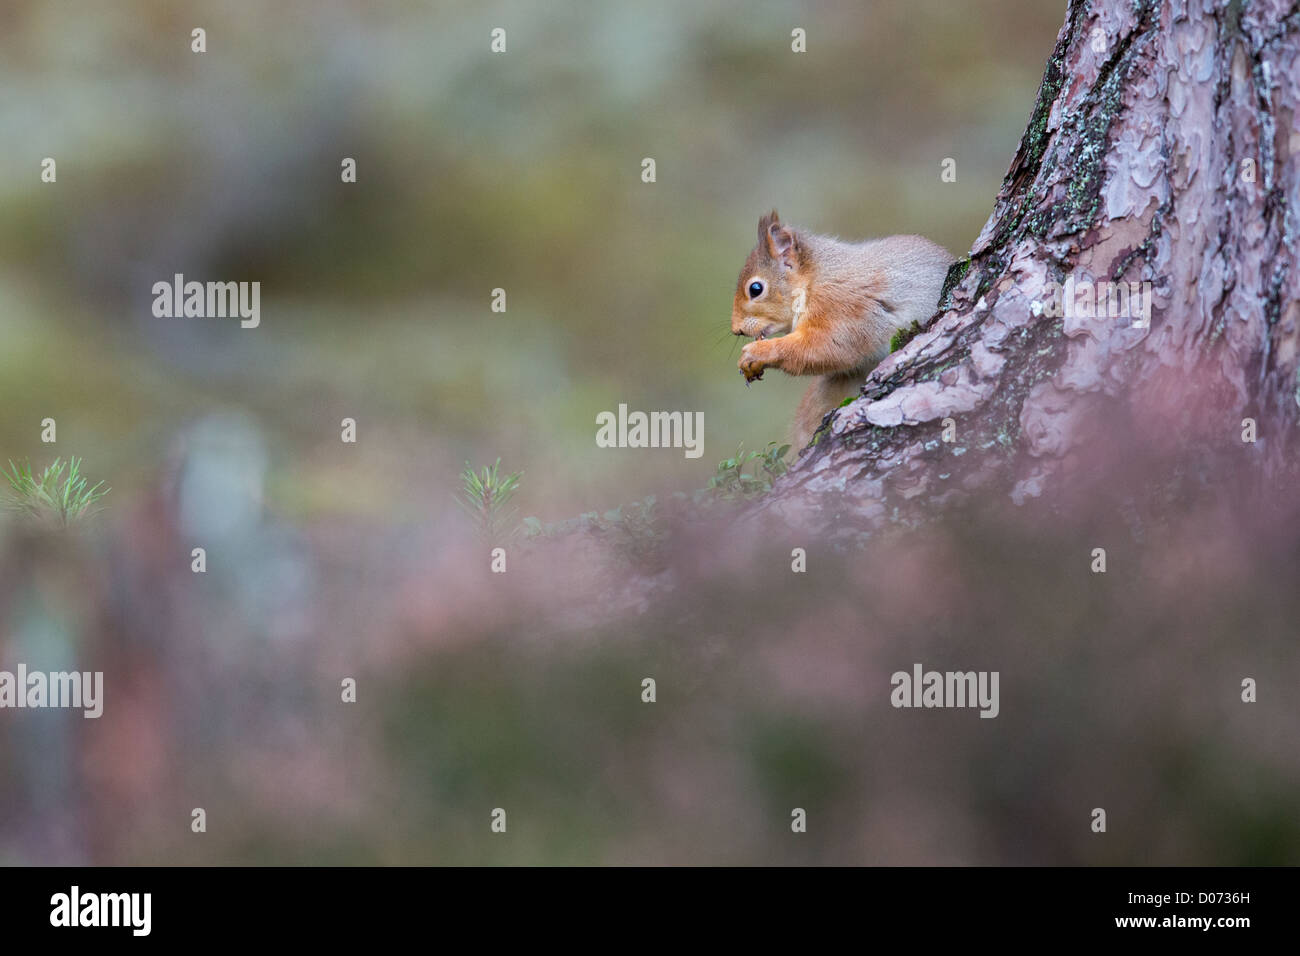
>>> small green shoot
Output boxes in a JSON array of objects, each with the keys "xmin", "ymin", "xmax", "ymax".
[
  {"xmin": 1, "ymin": 456, "xmax": 110, "ymax": 525},
  {"xmin": 456, "ymin": 458, "xmax": 523, "ymax": 540}
]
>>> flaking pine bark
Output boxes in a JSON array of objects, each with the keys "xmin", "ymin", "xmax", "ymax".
[{"xmin": 761, "ymin": 0, "xmax": 1300, "ymax": 535}]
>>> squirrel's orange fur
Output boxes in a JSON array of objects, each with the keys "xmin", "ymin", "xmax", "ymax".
[{"xmin": 732, "ymin": 210, "xmax": 954, "ymax": 448}]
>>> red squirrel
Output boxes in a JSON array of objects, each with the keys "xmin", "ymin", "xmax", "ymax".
[{"xmin": 731, "ymin": 210, "xmax": 954, "ymax": 448}]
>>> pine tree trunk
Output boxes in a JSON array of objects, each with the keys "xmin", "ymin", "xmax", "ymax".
[{"xmin": 762, "ymin": 0, "xmax": 1300, "ymax": 535}]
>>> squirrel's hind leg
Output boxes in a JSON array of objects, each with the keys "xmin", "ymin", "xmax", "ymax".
[{"xmin": 792, "ymin": 373, "xmax": 864, "ymax": 449}]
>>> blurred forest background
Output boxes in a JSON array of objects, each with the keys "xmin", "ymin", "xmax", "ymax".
[
  {"xmin": 3, "ymin": 0, "xmax": 1296, "ymax": 867},
  {"xmin": 0, "ymin": 0, "xmax": 1065, "ymax": 513}
]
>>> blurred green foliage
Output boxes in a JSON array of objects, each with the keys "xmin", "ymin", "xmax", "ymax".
[{"xmin": 708, "ymin": 441, "xmax": 790, "ymax": 499}]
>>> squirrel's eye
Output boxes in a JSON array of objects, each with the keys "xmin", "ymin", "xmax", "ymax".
[{"xmin": 747, "ymin": 280, "xmax": 765, "ymax": 299}]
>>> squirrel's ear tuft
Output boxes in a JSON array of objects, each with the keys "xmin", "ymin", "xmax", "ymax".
[
  {"xmin": 757, "ymin": 209, "xmax": 780, "ymax": 246},
  {"xmin": 764, "ymin": 216, "xmax": 798, "ymax": 268}
]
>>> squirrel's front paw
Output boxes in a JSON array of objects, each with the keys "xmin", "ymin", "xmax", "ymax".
[{"xmin": 739, "ymin": 341, "xmax": 773, "ymax": 382}]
